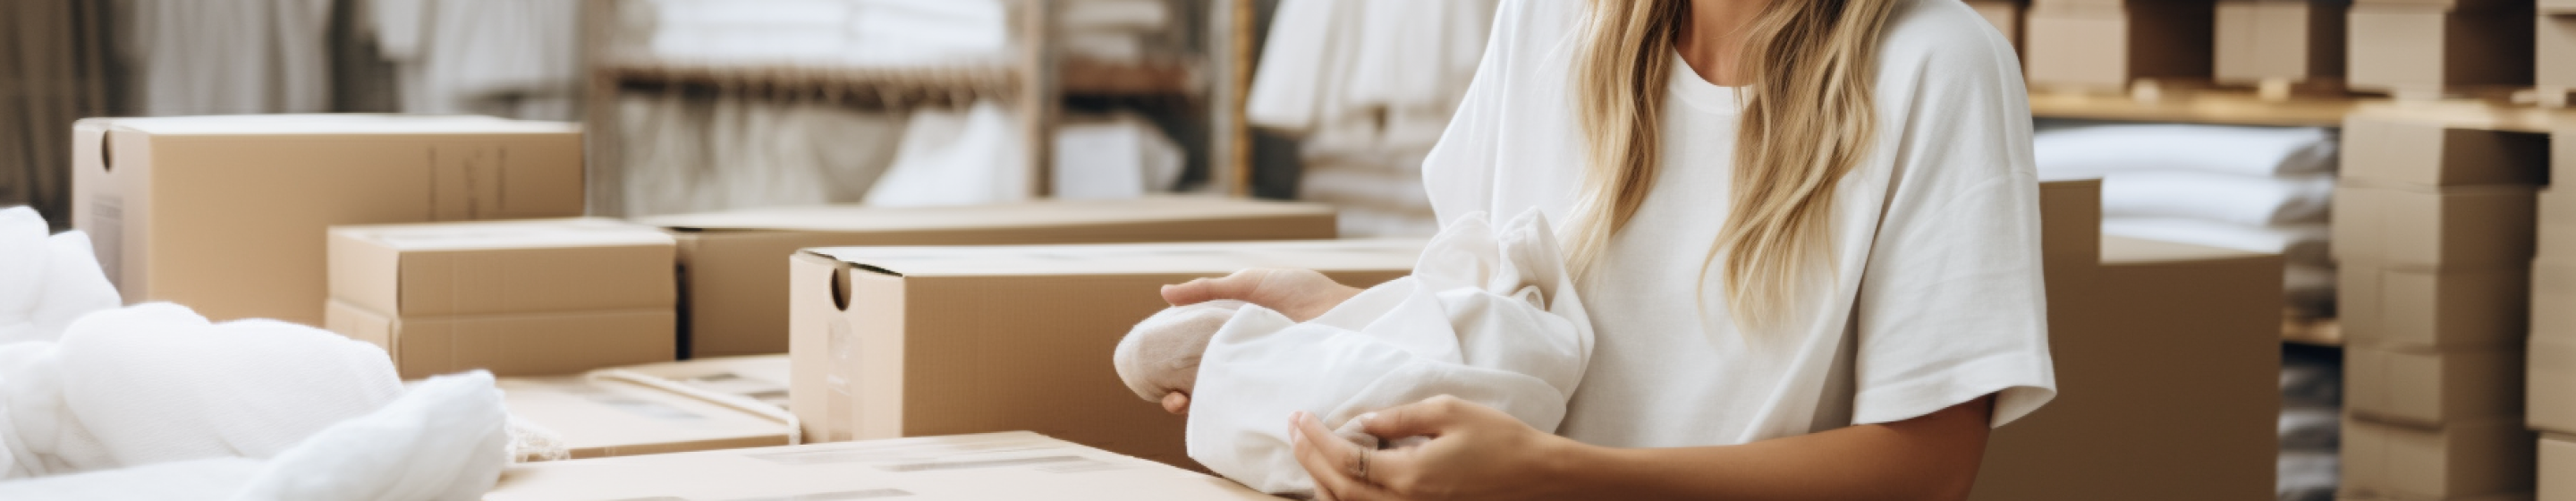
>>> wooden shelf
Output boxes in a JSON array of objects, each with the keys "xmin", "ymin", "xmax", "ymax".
[
  {"xmin": 2029, "ymin": 89, "xmax": 2360, "ymax": 128},
  {"xmin": 1063, "ymin": 58, "xmax": 1196, "ymax": 96},
  {"xmin": 2282, "ymin": 316, "xmax": 2341, "ymax": 347},
  {"xmin": 601, "ymin": 59, "xmax": 1020, "ymax": 97}
]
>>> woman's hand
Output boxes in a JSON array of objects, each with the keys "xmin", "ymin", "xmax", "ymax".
[
  {"xmin": 1288, "ymin": 396, "xmax": 1577, "ymax": 501},
  {"xmin": 1161, "ymin": 268, "xmax": 1361, "ymax": 322}
]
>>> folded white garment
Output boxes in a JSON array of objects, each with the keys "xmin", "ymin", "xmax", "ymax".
[
  {"xmin": 1185, "ymin": 209, "xmax": 1591, "ymax": 494},
  {"xmin": 1063, "ymin": 0, "xmax": 1172, "ymax": 31},
  {"xmin": 2035, "ymin": 124, "xmax": 2337, "ymax": 179},
  {"xmin": 2101, "ymin": 217, "xmax": 2329, "ymax": 266},
  {"xmin": 2102, "ymin": 170, "xmax": 2334, "ymax": 226},
  {"xmin": 1053, "ymin": 112, "xmax": 1185, "ymax": 200}
]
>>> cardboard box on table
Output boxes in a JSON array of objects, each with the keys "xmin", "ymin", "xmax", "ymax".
[
  {"xmin": 323, "ymin": 218, "xmax": 679, "ymax": 378},
  {"xmin": 70, "ymin": 115, "xmax": 584, "ymax": 327},
  {"xmin": 2346, "ymin": 3, "xmax": 2536, "ymax": 97},
  {"xmin": 481, "ymin": 431, "xmax": 1284, "ymax": 501},
  {"xmin": 2022, "ymin": 1, "xmax": 2217, "ymax": 91},
  {"xmin": 2348, "ymin": 341, "xmax": 2527, "ymax": 427},
  {"xmin": 2344, "ymin": 417, "xmax": 2537, "ymax": 500},
  {"xmin": 635, "ymin": 198, "xmax": 1338, "ymax": 359},
  {"xmin": 2216, "ymin": 0, "xmax": 2350, "ymax": 84},
  {"xmin": 785, "ymin": 239, "xmax": 1421, "ymax": 469}
]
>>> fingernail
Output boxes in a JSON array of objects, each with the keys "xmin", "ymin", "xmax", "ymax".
[{"xmin": 1357, "ymin": 412, "xmax": 1378, "ymax": 422}]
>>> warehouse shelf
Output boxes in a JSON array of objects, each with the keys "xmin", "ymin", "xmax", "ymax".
[
  {"xmin": 2029, "ymin": 89, "xmax": 2360, "ymax": 128},
  {"xmin": 599, "ymin": 56, "xmax": 1196, "ymax": 98},
  {"xmin": 2282, "ymin": 316, "xmax": 2341, "ymax": 348}
]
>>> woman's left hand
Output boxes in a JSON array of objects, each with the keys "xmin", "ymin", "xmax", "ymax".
[{"xmin": 1289, "ymin": 396, "xmax": 1578, "ymax": 501}]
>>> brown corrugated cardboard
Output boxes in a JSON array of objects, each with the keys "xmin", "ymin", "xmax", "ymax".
[
  {"xmin": 2347, "ymin": 342, "xmax": 2526, "ymax": 427},
  {"xmin": 326, "ymin": 300, "xmax": 674, "ymax": 379},
  {"xmin": 2339, "ymin": 264, "xmax": 2529, "ymax": 350},
  {"xmin": 70, "ymin": 115, "xmax": 584, "ymax": 327},
  {"xmin": 2563, "ymin": 120, "xmax": 2576, "ymax": 184},
  {"xmin": 2340, "ymin": 115, "xmax": 2551, "ymax": 186},
  {"xmin": 2343, "ymin": 417, "xmax": 2537, "ymax": 500},
  {"xmin": 786, "ymin": 239, "xmax": 1422, "ymax": 468},
  {"xmin": 2351, "ymin": 0, "xmax": 2545, "ymax": 10},
  {"xmin": 2216, "ymin": 0, "xmax": 2350, "ymax": 83},
  {"xmin": 1972, "ymin": 236, "xmax": 2283, "ymax": 501},
  {"xmin": 499, "ymin": 374, "xmax": 791, "ymax": 459},
  {"xmin": 2041, "ymin": 179, "xmax": 2104, "ymax": 262},
  {"xmin": 2531, "ymin": 259, "xmax": 2576, "ymax": 344},
  {"xmin": 603, "ymin": 354, "xmax": 792, "ymax": 410},
  {"xmin": 2539, "ymin": 190, "xmax": 2576, "ymax": 259},
  {"xmin": 2532, "ymin": 338, "xmax": 2576, "ymax": 434},
  {"xmin": 2023, "ymin": 2, "xmax": 2216, "ymax": 90},
  {"xmin": 1967, "ymin": 1, "xmax": 2024, "ymax": 48},
  {"xmin": 2544, "ymin": 435, "xmax": 2576, "ymax": 501},
  {"xmin": 2346, "ymin": 4, "xmax": 2536, "ymax": 96},
  {"xmin": 2331, "ymin": 183, "xmax": 2537, "ymax": 270},
  {"xmin": 636, "ymin": 198, "xmax": 1338, "ymax": 359},
  {"xmin": 2544, "ymin": 15, "xmax": 2576, "ymax": 91},
  {"xmin": 2547, "ymin": 0, "xmax": 2576, "ymax": 15},
  {"xmin": 482, "ymin": 431, "xmax": 1282, "ymax": 501},
  {"xmin": 327, "ymin": 218, "xmax": 676, "ymax": 318}
]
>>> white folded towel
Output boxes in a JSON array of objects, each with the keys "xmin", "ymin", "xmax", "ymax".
[
  {"xmin": 2102, "ymin": 170, "xmax": 2334, "ymax": 226},
  {"xmin": 2035, "ymin": 124, "xmax": 2337, "ymax": 179}
]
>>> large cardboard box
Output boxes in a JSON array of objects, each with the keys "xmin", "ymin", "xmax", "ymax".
[
  {"xmin": 2531, "ymin": 259, "xmax": 2576, "ymax": 344},
  {"xmin": 786, "ymin": 239, "xmax": 1422, "ymax": 468},
  {"xmin": 2533, "ymin": 338, "xmax": 2576, "ymax": 434},
  {"xmin": 2544, "ymin": 15, "xmax": 2576, "ymax": 91},
  {"xmin": 2341, "ymin": 263, "xmax": 2529, "ymax": 350},
  {"xmin": 2545, "ymin": 435, "xmax": 2576, "ymax": 501},
  {"xmin": 1972, "ymin": 236, "xmax": 2283, "ymax": 501},
  {"xmin": 636, "ymin": 198, "xmax": 1338, "ymax": 358},
  {"xmin": 2333, "ymin": 183, "xmax": 2538, "ymax": 270},
  {"xmin": 2023, "ymin": 2, "xmax": 2217, "ymax": 90},
  {"xmin": 2216, "ymin": 0, "xmax": 2350, "ymax": 84},
  {"xmin": 2347, "ymin": 4, "xmax": 2536, "ymax": 96},
  {"xmin": 70, "ymin": 115, "xmax": 585, "ymax": 327},
  {"xmin": 2344, "ymin": 417, "xmax": 2538, "ymax": 500},
  {"xmin": 482, "ymin": 431, "xmax": 1282, "ymax": 501},
  {"xmin": 1968, "ymin": 1, "xmax": 2025, "ymax": 49},
  {"xmin": 2348, "ymin": 342, "xmax": 2526, "ymax": 427},
  {"xmin": 2539, "ymin": 190, "xmax": 2576, "ymax": 259},
  {"xmin": 326, "ymin": 301, "xmax": 674, "ymax": 379},
  {"xmin": 499, "ymin": 373, "xmax": 792, "ymax": 460},
  {"xmin": 2341, "ymin": 114, "xmax": 2551, "ymax": 187},
  {"xmin": 327, "ymin": 218, "xmax": 676, "ymax": 317},
  {"xmin": 2549, "ymin": 0, "xmax": 2576, "ymax": 14}
]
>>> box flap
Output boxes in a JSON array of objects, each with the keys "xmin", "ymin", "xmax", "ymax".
[
  {"xmin": 806, "ymin": 238, "xmax": 1427, "ymax": 277},
  {"xmin": 638, "ymin": 198, "xmax": 1332, "ymax": 234}
]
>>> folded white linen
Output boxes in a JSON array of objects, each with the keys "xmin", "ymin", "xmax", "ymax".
[
  {"xmin": 2101, "ymin": 217, "xmax": 2329, "ymax": 266},
  {"xmin": 2035, "ymin": 124, "xmax": 2337, "ymax": 179},
  {"xmin": 1183, "ymin": 208, "xmax": 1591, "ymax": 495},
  {"xmin": 2102, "ymin": 170, "xmax": 2334, "ymax": 226}
]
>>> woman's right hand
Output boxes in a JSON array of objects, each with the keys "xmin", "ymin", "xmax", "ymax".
[{"xmin": 1160, "ymin": 267, "xmax": 1360, "ymax": 322}]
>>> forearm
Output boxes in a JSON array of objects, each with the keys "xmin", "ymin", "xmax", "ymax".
[{"xmin": 1540, "ymin": 397, "xmax": 1994, "ymax": 501}]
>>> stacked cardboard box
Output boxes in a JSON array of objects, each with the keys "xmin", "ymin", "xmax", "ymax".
[
  {"xmin": 635, "ymin": 198, "xmax": 1338, "ymax": 359},
  {"xmin": 70, "ymin": 115, "xmax": 587, "ymax": 327},
  {"xmin": 2544, "ymin": 0, "xmax": 2576, "ymax": 104},
  {"xmin": 2538, "ymin": 122, "xmax": 2576, "ymax": 501},
  {"xmin": 499, "ymin": 356, "xmax": 792, "ymax": 460},
  {"xmin": 2346, "ymin": 0, "xmax": 2536, "ymax": 98},
  {"xmin": 2336, "ymin": 112, "xmax": 2550, "ymax": 501},
  {"xmin": 482, "ymin": 431, "xmax": 1281, "ymax": 500},
  {"xmin": 325, "ymin": 218, "xmax": 677, "ymax": 379},
  {"xmin": 2022, "ymin": 0, "xmax": 2217, "ymax": 92},
  {"xmin": 1967, "ymin": 0, "xmax": 2027, "ymax": 49},
  {"xmin": 2215, "ymin": 0, "xmax": 2350, "ymax": 88}
]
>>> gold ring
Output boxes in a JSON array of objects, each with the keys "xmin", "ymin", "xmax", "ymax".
[{"xmin": 1352, "ymin": 447, "xmax": 1371, "ymax": 481}]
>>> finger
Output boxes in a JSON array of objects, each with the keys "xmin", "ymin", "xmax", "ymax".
[
  {"xmin": 1290, "ymin": 412, "xmax": 1372, "ymax": 498},
  {"xmin": 1356, "ymin": 396, "xmax": 1463, "ymax": 441},
  {"xmin": 1162, "ymin": 268, "xmax": 1263, "ymax": 306},
  {"xmin": 1160, "ymin": 392, "xmax": 1191, "ymax": 415}
]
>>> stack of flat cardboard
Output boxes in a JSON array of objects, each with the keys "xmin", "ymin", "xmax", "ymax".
[
  {"xmin": 70, "ymin": 115, "xmax": 587, "ymax": 327},
  {"xmin": 2346, "ymin": 0, "xmax": 2536, "ymax": 98},
  {"xmin": 482, "ymin": 431, "xmax": 1283, "ymax": 500},
  {"xmin": 2214, "ymin": 0, "xmax": 2350, "ymax": 88},
  {"xmin": 499, "ymin": 355, "xmax": 794, "ymax": 460},
  {"xmin": 2334, "ymin": 111, "xmax": 2550, "ymax": 501},
  {"xmin": 325, "ymin": 217, "xmax": 678, "ymax": 379},
  {"xmin": 2022, "ymin": 0, "xmax": 2217, "ymax": 92},
  {"xmin": 2535, "ymin": 121, "xmax": 2576, "ymax": 501}
]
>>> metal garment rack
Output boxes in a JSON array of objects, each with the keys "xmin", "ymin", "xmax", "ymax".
[{"xmin": 579, "ymin": 0, "xmax": 1258, "ymax": 217}]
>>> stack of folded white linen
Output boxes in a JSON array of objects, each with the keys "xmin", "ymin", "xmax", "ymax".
[
  {"xmin": 644, "ymin": 0, "xmax": 1177, "ymax": 66},
  {"xmin": 2035, "ymin": 124, "xmax": 2341, "ymax": 316},
  {"xmin": 1250, "ymin": 0, "xmax": 1501, "ymax": 237},
  {"xmin": 0, "ymin": 207, "xmax": 513, "ymax": 500}
]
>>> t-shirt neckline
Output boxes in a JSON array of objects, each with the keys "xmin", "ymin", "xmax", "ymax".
[{"xmin": 1668, "ymin": 52, "xmax": 1748, "ymax": 115}]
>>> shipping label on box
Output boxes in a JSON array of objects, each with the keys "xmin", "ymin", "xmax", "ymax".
[
  {"xmin": 2343, "ymin": 417, "xmax": 2538, "ymax": 499},
  {"xmin": 483, "ymin": 431, "xmax": 1284, "ymax": 501},
  {"xmin": 786, "ymin": 239, "xmax": 1423, "ymax": 468},
  {"xmin": 328, "ymin": 217, "xmax": 676, "ymax": 318},
  {"xmin": 326, "ymin": 301, "xmax": 674, "ymax": 380},
  {"xmin": 2347, "ymin": 342, "xmax": 2526, "ymax": 427}
]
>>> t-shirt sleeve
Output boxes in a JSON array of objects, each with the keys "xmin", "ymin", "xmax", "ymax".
[
  {"xmin": 1848, "ymin": 6, "xmax": 2057, "ymax": 429},
  {"xmin": 1419, "ymin": 0, "xmax": 1577, "ymax": 225}
]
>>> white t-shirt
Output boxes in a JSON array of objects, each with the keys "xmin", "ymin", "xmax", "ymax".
[{"xmin": 1419, "ymin": 0, "xmax": 2056, "ymax": 448}]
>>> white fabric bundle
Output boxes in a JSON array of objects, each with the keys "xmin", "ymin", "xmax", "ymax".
[
  {"xmin": 864, "ymin": 100, "xmax": 1030, "ymax": 208},
  {"xmin": 1113, "ymin": 300, "xmax": 1247, "ymax": 402},
  {"xmin": 1184, "ymin": 209, "xmax": 1591, "ymax": 494},
  {"xmin": 1053, "ymin": 112, "xmax": 1186, "ymax": 200},
  {"xmin": 0, "ymin": 208, "xmax": 118, "ymax": 345},
  {"xmin": 2033, "ymin": 124, "xmax": 2337, "ymax": 179},
  {"xmin": 2102, "ymin": 171, "xmax": 2334, "ymax": 226}
]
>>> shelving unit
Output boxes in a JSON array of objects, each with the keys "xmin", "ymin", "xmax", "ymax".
[{"xmin": 2029, "ymin": 89, "xmax": 2360, "ymax": 127}]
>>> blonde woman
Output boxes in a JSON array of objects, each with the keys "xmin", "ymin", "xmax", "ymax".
[{"xmin": 1161, "ymin": 0, "xmax": 2055, "ymax": 498}]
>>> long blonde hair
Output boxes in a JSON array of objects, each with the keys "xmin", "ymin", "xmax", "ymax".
[{"xmin": 1567, "ymin": 0, "xmax": 1898, "ymax": 333}]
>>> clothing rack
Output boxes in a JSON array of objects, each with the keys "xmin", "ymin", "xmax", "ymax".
[{"xmin": 580, "ymin": 0, "xmax": 1257, "ymax": 217}]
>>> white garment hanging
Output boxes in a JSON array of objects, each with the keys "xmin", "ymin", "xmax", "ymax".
[
  {"xmin": 1185, "ymin": 209, "xmax": 1591, "ymax": 495},
  {"xmin": 372, "ymin": 0, "xmax": 581, "ymax": 120},
  {"xmin": 863, "ymin": 101, "xmax": 1030, "ymax": 208},
  {"xmin": 127, "ymin": 0, "xmax": 334, "ymax": 115}
]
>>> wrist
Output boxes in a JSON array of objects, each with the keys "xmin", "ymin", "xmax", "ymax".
[{"xmin": 1531, "ymin": 434, "xmax": 1601, "ymax": 497}]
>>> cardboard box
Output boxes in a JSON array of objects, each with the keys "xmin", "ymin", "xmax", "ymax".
[
  {"xmin": 636, "ymin": 198, "xmax": 1338, "ymax": 358},
  {"xmin": 499, "ymin": 373, "xmax": 792, "ymax": 459},
  {"xmin": 482, "ymin": 431, "xmax": 1281, "ymax": 501},
  {"xmin": 2340, "ymin": 263, "xmax": 2529, "ymax": 350},
  {"xmin": 2023, "ymin": 2, "xmax": 2216, "ymax": 90},
  {"xmin": 2548, "ymin": 0, "xmax": 2576, "ymax": 15},
  {"xmin": 1972, "ymin": 236, "xmax": 2283, "ymax": 501},
  {"xmin": 327, "ymin": 218, "xmax": 676, "ymax": 318},
  {"xmin": 326, "ymin": 301, "xmax": 674, "ymax": 379},
  {"xmin": 1968, "ymin": 1, "xmax": 2025, "ymax": 48},
  {"xmin": 2041, "ymin": 179, "xmax": 2105, "ymax": 264},
  {"xmin": 2351, "ymin": 0, "xmax": 2546, "ymax": 10},
  {"xmin": 2533, "ymin": 338, "xmax": 2576, "ymax": 434},
  {"xmin": 2341, "ymin": 115, "xmax": 2551, "ymax": 186},
  {"xmin": 2332, "ymin": 183, "xmax": 2537, "ymax": 270},
  {"xmin": 2347, "ymin": 4, "xmax": 2536, "ymax": 96},
  {"xmin": 2544, "ymin": 435, "xmax": 2576, "ymax": 501},
  {"xmin": 2344, "ymin": 417, "xmax": 2537, "ymax": 500},
  {"xmin": 2216, "ymin": 0, "xmax": 2350, "ymax": 83},
  {"xmin": 2539, "ymin": 190, "xmax": 2576, "ymax": 259},
  {"xmin": 2545, "ymin": 15, "xmax": 2576, "ymax": 90},
  {"xmin": 2347, "ymin": 342, "xmax": 2526, "ymax": 427},
  {"xmin": 600, "ymin": 354, "xmax": 792, "ymax": 410},
  {"xmin": 70, "ymin": 115, "xmax": 585, "ymax": 327},
  {"xmin": 2532, "ymin": 260, "xmax": 2576, "ymax": 343},
  {"xmin": 786, "ymin": 239, "xmax": 1423, "ymax": 468}
]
